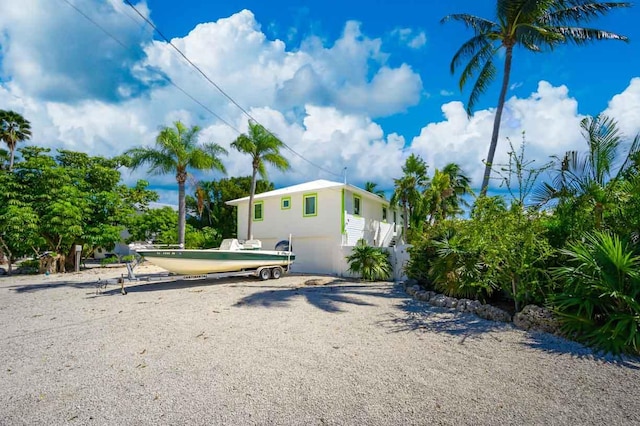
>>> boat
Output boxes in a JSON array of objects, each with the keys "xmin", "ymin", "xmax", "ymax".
[{"xmin": 131, "ymin": 239, "xmax": 295, "ymax": 276}]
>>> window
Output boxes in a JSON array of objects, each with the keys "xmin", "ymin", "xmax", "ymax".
[
  {"xmin": 253, "ymin": 201, "xmax": 264, "ymax": 221},
  {"xmin": 393, "ymin": 210, "xmax": 397, "ymax": 224},
  {"xmin": 281, "ymin": 197, "xmax": 291, "ymax": 210},
  {"xmin": 382, "ymin": 207, "xmax": 387, "ymax": 222},
  {"xmin": 303, "ymin": 193, "xmax": 317, "ymax": 217},
  {"xmin": 354, "ymin": 195, "xmax": 361, "ymax": 216}
]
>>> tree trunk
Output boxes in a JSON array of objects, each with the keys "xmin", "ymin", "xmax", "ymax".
[
  {"xmin": 402, "ymin": 204, "xmax": 409, "ymax": 243},
  {"xmin": 8, "ymin": 146, "xmax": 16, "ymax": 172},
  {"xmin": 247, "ymin": 167, "xmax": 258, "ymax": 240},
  {"xmin": 481, "ymin": 45, "xmax": 514, "ymax": 197},
  {"xmin": 178, "ymin": 179, "xmax": 186, "ymax": 248}
]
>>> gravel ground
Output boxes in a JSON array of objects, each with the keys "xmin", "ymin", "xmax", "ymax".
[{"xmin": 1, "ymin": 265, "xmax": 639, "ymax": 425}]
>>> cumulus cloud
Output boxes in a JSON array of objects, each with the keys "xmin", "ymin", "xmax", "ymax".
[
  {"xmin": 391, "ymin": 27, "xmax": 427, "ymax": 49},
  {"xmin": 409, "ymin": 81, "xmax": 585, "ymax": 188},
  {"xmin": 603, "ymin": 77, "xmax": 640, "ymax": 138}
]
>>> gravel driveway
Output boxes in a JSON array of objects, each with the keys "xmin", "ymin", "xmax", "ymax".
[{"xmin": 1, "ymin": 267, "xmax": 639, "ymax": 425}]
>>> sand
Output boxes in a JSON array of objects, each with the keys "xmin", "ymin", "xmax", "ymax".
[{"xmin": 1, "ymin": 264, "xmax": 639, "ymax": 425}]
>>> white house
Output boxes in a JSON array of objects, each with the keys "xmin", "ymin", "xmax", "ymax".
[{"xmin": 226, "ymin": 180, "xmax": 409, "ymax": 278}]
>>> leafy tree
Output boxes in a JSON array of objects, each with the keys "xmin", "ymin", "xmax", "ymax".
[
  {"xmin": 552, "ymin": 231, "xmax": 640, "ymax": 356},
  {"xmin": 126, "ymin": 122, "xmax": 227, "ymax": 247},
  {"xmin": 6, "ymin": 146, "xmax": 156, "ymax": 272},
  {"xmin": 346, "ymin": 239, "xmax": 392, "ymax": 281},
  {"xmin": 0, "ymin": 110, "xmax": 32, "ymax": 171},
  {"xmin": 231, "ymin": 121, "xmax": 290, "ymax": 240},
  {"xmin": 390, "ymin": 154, "xmax": 429, "ymax": 242},
  {"xmin": 364, "ymin": 181, "xmax": 386, "ymax": 198},
  {"xmin": 423, "ymin": 164, "xmax": 472, "ymax": 224},
  {"xmin": 443, "ymin": 1, "xmax": 630, "ymax": 196}
]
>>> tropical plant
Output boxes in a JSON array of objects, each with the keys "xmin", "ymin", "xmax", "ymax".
[
  {"xmin": 364, "ymin": 181, "xmax": 386, "ymax": 198},
  {"xmin": 390, "ymin": 154, "xmax": 429, "ymax": 241},
  {"xmin": 346, "ymin": 239, "xmax": 392, "ymax": 281},
  {"xmin": 551, "ymin": 231, "xmax": 640, "ymax": 356},
  {"xmin": 0, "ymin": 110, "xmax": 32, "ymax": 171},
  {"xmin": 126, "ymin": 121, "xmax": 227, "ymax": 247},
  {"xmin": 535, "ymin": 115, "xmax": 640, "ymax": 241},
  {"xmin": 443, "ymin": 1, "xmax": 630, "ymax": 196},
  {"xmin": 231, "ymin": 120, "xmax": 290, "ymax": 240}
]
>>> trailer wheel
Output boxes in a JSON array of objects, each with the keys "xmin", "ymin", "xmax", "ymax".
[
  {"xmin": 271, "ymin": 267, "xmax": 283, "ymax": 279},
  {"xmin": 259, "ymin": 268, "xmax": 271, "ymax": 280}
]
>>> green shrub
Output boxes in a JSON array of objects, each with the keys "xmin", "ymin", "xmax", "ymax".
[
  {"xmin": 551, "ymin": 231, "xmax": 640, "ymax": 356},
  {"xmin": 100, "ymin": 256, "xmax": 119, "ymax": 267},
  {"xmin": 121, "ymin": 255, "xmax": 135, "ymax": 263},
  {"xmin": 346, "ymin": 239, "xmax": 392, "ymax": 281}
]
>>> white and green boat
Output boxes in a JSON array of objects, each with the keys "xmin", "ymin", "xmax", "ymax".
[{"xmin": 132, "ymin": 239, "xmax": 295, "ymax": 277}]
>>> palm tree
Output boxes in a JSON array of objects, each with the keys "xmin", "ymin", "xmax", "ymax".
[
  {"xmin": 126, "ymin": 121, "xmax": 227, "ymax": 247},
  {"xmin": 231, "ymin": 121, "xmax": 290, "ymax": 240},
  {"xmin": 0, "ymin": 110, "xmax": 32, "ymax": 171},
  {"xmin": 443, "ymin": 0, "xmax": 630, "ymax": 196},
  {"xmin": 535, "ymin": 114, "xmax": 640, "ymax": 228},
  {"xmin": 441, "ymin": 162, "xmax": 473, "ymax": 216},
  {"xmin": 390, "ymin": 154, "xmax": 429, "ymax": 241},
  {"xmin": 364, "ymin": 181, "xmax": 386, "ymax": 198}
]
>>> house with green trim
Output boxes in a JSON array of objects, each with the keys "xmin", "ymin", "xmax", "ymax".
[{"xmin": 226, "ymin": 179, "xmax": 405, "ymax": 276}]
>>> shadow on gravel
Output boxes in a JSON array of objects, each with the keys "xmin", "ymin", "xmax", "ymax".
[
  {"xmin": 234, "ymin": 281, "xmax": 406, "ymax": 313},
  {"xmin": 8, "ymin": 280, "xmax": 100, "ymax": 293},
  {"xmin": 100, "ymin": 275, "xmax": 252, "ymax": 295},
  {"xmin": 376, "ymin": 297, "xmax": 506, "ymax": 340},
  {"xmin": 519, "ymin": 333, "xmax": 640, "ymax": 369}
]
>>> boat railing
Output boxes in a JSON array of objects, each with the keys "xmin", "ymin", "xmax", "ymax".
[{"xmin": 128, "ymin": 243, "xmax": 184, "ymax": 251}]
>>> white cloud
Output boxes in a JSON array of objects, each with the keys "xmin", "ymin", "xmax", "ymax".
[
  {"xmin": 440, "ymin": 89, "xmax": 454, "ymax": 97},
  {"xmin": 391, "ymin": 27, "xmax": 427, "ymax": 49},
  {"xmin": 409, "ymin": 81, "xmax": 584, "ymax": 188},
  {"xmin": 603, "ymin": 77, "xmax": 640, "ymax": 138}
]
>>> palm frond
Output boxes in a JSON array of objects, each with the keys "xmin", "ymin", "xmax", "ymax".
[
  {"xmin": 553, "ymin": 26, "xmax": 629, "ymax": 43},
  {"xmin": 466, "ymin": 53, "xmax": 497, "ymax": 115},
  {"xmin": 545, "ymin": 2, "xmax": 632, "ymax": 26}
]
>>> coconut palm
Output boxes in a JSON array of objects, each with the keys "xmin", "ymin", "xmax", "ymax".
[
  {"xmin": 443, "ymin": 0, "xmax": 630, "ymax": 196},
  {"xmin": 231, "ymin": 121, "xmax": 290, "ymax": 240},
  {"xmin": 126, "ymin": 121, "xmax": 227, "ymax": 247},
  {"xmin": 364, "ymin": 181, "xmax": 386, "ymax": 198},
  {"xmin": 390, "ymin": 154, "xmax": 429, "ymax": 241},
  {"xmin": 0, "ymin": 110, "xmax": 32, "ymax": 171},
  {"xmin": 441, "ymin": 162, "xmax": 473, "ymax": 215}
]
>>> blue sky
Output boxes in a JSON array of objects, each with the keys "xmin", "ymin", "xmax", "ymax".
[{"xmin": 1, "ymin": 0, "xmax": 639, "ymax": 202}]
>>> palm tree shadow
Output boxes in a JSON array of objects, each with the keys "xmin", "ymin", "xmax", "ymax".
[
  {"xmin": 377, "ymin": 298, "xmax": 507, "ymax": 339},
  {"xmin": 519, "ymin": 332, "xmax": 640, "ymax": 368},
  {"xmin": 234, "ymin": 281, "xmax": 406, "ymax": 313}
]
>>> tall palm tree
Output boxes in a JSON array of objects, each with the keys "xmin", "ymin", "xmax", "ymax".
[
  {"xmin": 364, "ymin": 181, "xmax": 386, "ymax": 198},
  {"xmin": 390, "ymin": 154, "xmax": 429, "ymax": 241},
  {"xmin": 443, "ymin": 0, "xmax": 630, "ymax": 196},
  {"xmin": 0, "ymin": 110, "xmax": 32, "ymax": 171},
  {"xmin": 126, "ymin": 121, "xmax": 227, "ymax": 247},
  {"xmin": 231, "ymin": 121, "xmax": 290, "ymax": 240}
]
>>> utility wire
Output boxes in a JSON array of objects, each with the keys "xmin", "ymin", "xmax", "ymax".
[
  {"xmin": 123, "ymin": 0, "xmax": 344, "ymax": 179},
  {"xmin": 59, "ymin": 0, "xmax": 242, "ymax": 134}
]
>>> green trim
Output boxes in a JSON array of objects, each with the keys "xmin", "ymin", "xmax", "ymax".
[
  {"xmin": 341, "ymin": 188, "xmax": 345, "ymax": 234},
  {"xmin": 303, "ymin": 193, "xmax": 318, "ymax": 217},
  {"xmin": 139, "ymin": 249, "xmax": 295, "ymax": 262},
  {"xmin": 253, "ymin": 201, "xmax": 264, "ymax": 221},
  {"xmin": 281, "ymin": 196, "xmax": 291, "ymax": 210},
  {"xmin": 353, "ymin": 194, "xmax": 361, "ymax": 216}
]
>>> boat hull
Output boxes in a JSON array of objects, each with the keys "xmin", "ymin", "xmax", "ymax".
[{"xmin": 135, "ymin": 249, "xmax": 295, "ymax": 275}]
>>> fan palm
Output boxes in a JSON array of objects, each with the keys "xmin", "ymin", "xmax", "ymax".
[
  {"xmin": 346, "ymin": 239, "xmax": 392, "ymax": 281},
  {"xmin": 0, "ymin": 110, "xmax": 32, "ymax": 171},
  {"xmin": 126, "ymin": 121, "xmax": 227, "ymax": 247},
  {"xmin": 443, "ymin": 0, "xmax": 630, "ymax": 196},
  {"xmin": 231, "ymin": 121, "xmax": 290, "ymax": 240}
]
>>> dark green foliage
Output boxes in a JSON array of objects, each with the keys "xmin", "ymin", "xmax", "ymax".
[
  {"xmin": 551, "ymin": 232, "xmax": 640, "ymax": 356},
  {"xmin": 0, "ymin": 146, "xmax": 158, "ymax": 273},
  {"xmin": 186, "ymin": 177, "xmax": 274, "ymax": 242},
  {"xmin": 346, "ymin": 239, "xmax": 392, "ymax": 282}
]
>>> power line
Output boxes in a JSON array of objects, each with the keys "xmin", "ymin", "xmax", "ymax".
[{"xmin": 122, "ymin": 0, "xmax": 344, "ymax": 179}]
